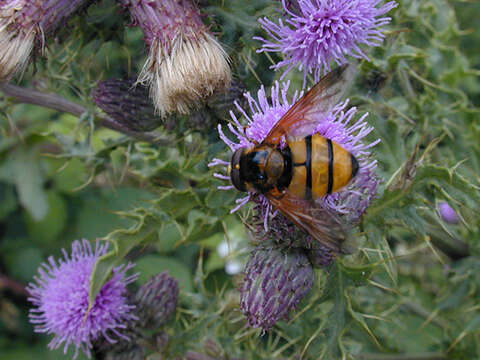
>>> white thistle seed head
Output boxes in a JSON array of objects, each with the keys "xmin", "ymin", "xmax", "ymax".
[{"xmin": 139, "ymin": 31, "xmax": 231, "ymax": 117}]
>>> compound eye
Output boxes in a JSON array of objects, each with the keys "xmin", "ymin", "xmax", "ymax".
[
  {"xmin": 266, "ymin": 151, "xmax": 284, "ymax": 179},
  {"xmin": 230, "ymin": 148, "xmax": 247, "ymax": 192}
]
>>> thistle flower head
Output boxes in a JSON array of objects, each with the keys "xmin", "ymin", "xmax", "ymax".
[
  {"xmin": 92, "ymin": 78, "xmax": 162, "ymax": 132},
  {"xmin": 120, "ymin": 0, "xmax": 231, "ymax": 116},
  {"xmin": 438, "ymin": 201, "xmax": 460, "ymax": 225},
  {"xmin": 250, "ymin": 198, "xmax": 334, "ymax": 268},
  {"xmin": 256, "ymin": 0, "xmax": 398, "ymax": 82},
  {"xmin": 27, "ymin": 239, "xmax": 138, "ymax": 359},
  {"xmin": 135, "ymin": 272, "xmax": 179, "ymax": 329},
  {"xmin": 0, "ymin": 0, "xmax": 91, "ymax": 80},
  {"xmin": 240, "ymin": 245, "xmax": 314, "ymax": 330},
  {"xmin": 210, "ymin": 80, "xmax": 379, "ymax": 229}
]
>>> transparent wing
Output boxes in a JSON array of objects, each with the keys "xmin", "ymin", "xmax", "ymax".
[
  {"xmin": 266, "ymin": 191, "xmax": 349, "ymax": 254},
  {"xmin": 264, "ymin": 64, "xmax": 357, "ymax": 145}
]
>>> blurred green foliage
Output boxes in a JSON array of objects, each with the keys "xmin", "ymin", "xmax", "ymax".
[{"xmin": 0, "ymin": 0, "xmax": 479, "ymax": 359}]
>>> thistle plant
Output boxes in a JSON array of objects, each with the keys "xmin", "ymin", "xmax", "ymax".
[
  {"xmin": 118, "ymin": 0, "xmax": 231, "ymax": 116},
  {"xmin": 0, "ymin": 0, "xmax": 479, "ymax": 359}
]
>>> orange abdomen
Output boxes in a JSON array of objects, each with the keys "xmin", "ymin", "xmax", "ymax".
[{"xmin": 287, "ymin": 134, "xmax": 357, "ymax": 200}]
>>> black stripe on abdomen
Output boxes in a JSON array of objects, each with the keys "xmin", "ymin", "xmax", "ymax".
[
  {"xmin": 305, "ymin": 135, "xmax": 312, "ymax": 200},
  {"xmin": 327, "ymin": 139, "xmax": 334, "ymax": 194}
]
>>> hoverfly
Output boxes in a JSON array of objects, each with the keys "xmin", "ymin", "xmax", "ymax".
[{"xmin": 229, "ymin": 65, "xmax": 358, "ymax": 253}]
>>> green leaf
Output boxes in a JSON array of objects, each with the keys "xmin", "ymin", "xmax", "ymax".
[
  {"xmin": 338, "ymin": 262, "xmax": 374, "ymax": 287},
  {"xmin": 157, "ymin": 221, "xmax": 183, "ymax": 253},
  {"xmin": 0, "ymin": 343, "xmax": 89, "ymax": 360},
  {"xmin": 205, "ymin": 251, "xmax": 226, "ymax": 274},
  {"xmin": 2, "ymin": 244, "xmax": 43, "ymax": 283},
  {"xmin": 186, "ymin": 210, "xmax": 221, "ymax": 243},
  {"xmin": 153, "ymin": 189, "xmax": 201, "ymax": 218},
  {"xmin": 0, "ymin": 183, "xmax": 17, "ymax": 220},
  {"xmin": 345, "ymin": 290, "xmax": 382, "ymax": 350},
  {"xmin": 50, "ymin": 157, "xmax": 88, "ymax": 193},
  {"xmin": 71, "ymin": 187, "xmax": 156, "ymax": 239},
  {"xmin": 0, "ymin": 148, "xmax": 48, "ymax": 221},
  {"xmin": 465, "ymin": 315, "xmax": 480, "ymax": 332},
  {"xmin": 321, "ymin": 264, "xmax": 348, "ymax": 359},
  {"xmin": 205, "ymin": 187, "xmax": 236, "ymax": 210},
  {"xmin": 88, "ymin": 211, "xmax": 158, "ymax": 308},
  {"xmin": 365, "ymin": 226, "xmax": 398, "ymax": 285},
  {"xmin": 414, "ymin": 164, "xmax": 480, "ymax": 205},
  {"xmin": 438, "ymin": 281, "xmax": 470, "ymax": 310},
  {"xmin": 25, "ymin": 191, "xmax": 67, "ymax": 246}
]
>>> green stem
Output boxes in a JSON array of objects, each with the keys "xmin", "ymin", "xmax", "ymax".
[{"xmin": 0, "ymin": 82, "xmax": 170, "ymax": 145}]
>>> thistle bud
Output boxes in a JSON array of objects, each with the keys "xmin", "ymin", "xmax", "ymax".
[
  {"xmin": 119, "ymin": 0, "xmax": 231, "ymax": 116},
  {"xmin": 135, "ymin": 272, "xmax": 179, "ymax": 328},
  {"xmin": 92, "ymin": 78, "xmax": 162, "ymax": 132},
  {"xmin": 438, "ymin": 201, "xmax": 460, "ymax": 225},
  {"xmin": 275, "ymin": 0, "xmax": 302, "ymax": 16},
  {"xmin": 240, "ymin": 245, "xmax": 314, "ymax": 330},
  {"xmin": 0, "ymin": 0, "xmax": 91, "ymax": 81}
]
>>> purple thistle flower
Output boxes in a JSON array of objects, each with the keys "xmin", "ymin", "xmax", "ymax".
[
  {"xmin": 27, "ymin": 239, "xmax": 138, "ymax": 359},
  {"xmin": 0, "ymin": 0, "xmax": 92, "ymax": 80},
  {"xmin": 240, "ymin": 245, "xmax": 314, "ymax": 330},
  {"xmin": 135, "ymin": 272, "xmax": 179, "ymax": 329},
  {"xmin": 210, "ymin": 80, "xmax": 379, "ymax": 228},
  {"xmin": 438, "ymin": 201, "xmax": 460, "ymax": 225},
  {"xmin": 255, "ymin": 0, "xmax": 398, "ymax": 82},
  {"xmin": 118, "ymin": 0, "xmax": 231, "ymax": 116}
]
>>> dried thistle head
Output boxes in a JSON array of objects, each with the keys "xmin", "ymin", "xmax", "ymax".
[
  {"xmin": 120, "ymin": 0, "xmax": 231, "ymax": 117},
  {"xmin": 0, "ymin": 0, "xmax": 92, "ymax": 81},
  {"xmin": 0, "ymin": 0, "xmax": 34, "ymax": 80}
]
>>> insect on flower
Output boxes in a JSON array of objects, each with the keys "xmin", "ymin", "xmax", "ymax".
[{"xmin": 224, "ymin": 65, "xmax": 359, "ymax": 254}]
